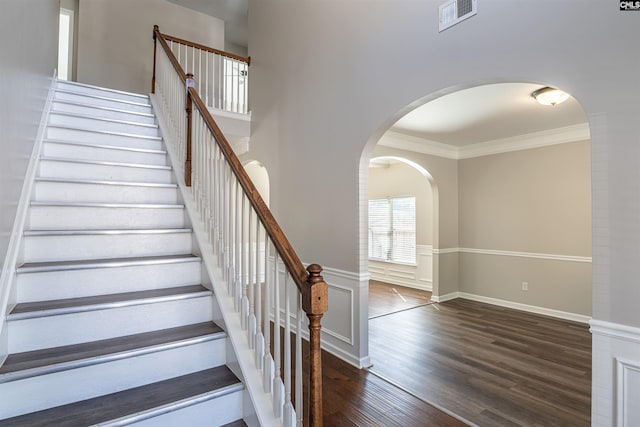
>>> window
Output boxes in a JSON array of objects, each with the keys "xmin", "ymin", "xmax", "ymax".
[
  {"xmin": 368, "ymin": 196, "xmax": 416, "ymax": 264},
  {"xmin": 58, "ymin": 9, "xmax": 74, "ymax": 81}
]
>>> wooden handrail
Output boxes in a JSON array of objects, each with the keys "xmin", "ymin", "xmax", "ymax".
[
  {"xmin": 153, "ymin": 25, "xmax": 187, "ymax": 85},
  {"xmin": 152, "ymin": 25, "xmax": 327, "ymax": 425},
  {"xmin": 163, "ymin": 33, "xmax": 250, "ymax": 65},
  {"xmin": 187, "ymin": 85, "xmax": 314, "ymax": 292}
]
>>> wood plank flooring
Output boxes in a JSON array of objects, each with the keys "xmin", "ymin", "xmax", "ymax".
[
  {"xmin": 368, "ymin": 298, "xmax": 591, "ymax": 426},
  {"xmin": 313, "ymin": 347, "xmax": 465, "ymax": 426},
  {"xmin": 368, "ymin": 280, "xmax": 432, "ymax": 318}
]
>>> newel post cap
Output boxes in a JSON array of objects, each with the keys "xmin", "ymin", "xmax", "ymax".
[{"xmin": 303, "ymin": 264, "xmax": 328, "ymax": 315}]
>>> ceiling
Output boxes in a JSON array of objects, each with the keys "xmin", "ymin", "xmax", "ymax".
[
  {"xmin": 391, "ymin": 83, "xmax": 587, "ymax": 147},
  {"xmin": 166, "ymin": 0, "xmax": 248, "ymax": 48}
]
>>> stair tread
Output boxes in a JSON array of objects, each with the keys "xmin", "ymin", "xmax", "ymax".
[
  {"xmin": 53, "ymin": 99, "xmax": 156, "ymax": 118},
  {"xmin": 30, "ymin": 201, "xmax": 183, "ymax": 208},
  {"xmin": 57, "ymin": 81, "xmax": 149, "ymax": 99},
  {"xmin": 55, "ymin": 88, "xmax": 151, "ymax": 107},
  {"xmin": 222, "ymin": 421, "xmax": 248, "ymax": 427},
  {"xmin": 40, "ymin": 156, "xmax": 171, "ymax": 170},
  {"xmin": 0, "ymin": 322, "xmax": 222, "ymax": 375},
  {"xmin": 44, "ymin": 138, "xmax": 167, "ymax": 154},
  {"xmin": 0, "ymin": 366, "xmax": 240, "ymax": 427},
  {"xmin": 34, "ymin": 177, "xmax": 177, "ymax": 188},
  {"xmin": 47, "ymin": 123, "xmax": 162, "ymax": 140},
  {"xmin": 24, "ymin": 228, "xmax": 191, "ymax": 236},
  {"xmin": 50, "ymin": 110, "xmax": 159, "ymax": 128},
  {"xmin": 17, "ymin": 253, "xmax": 200, "ymax": 273},
  {"xmin": 10, "ymin": 284, "xmax": 209, "ymax": 316}
]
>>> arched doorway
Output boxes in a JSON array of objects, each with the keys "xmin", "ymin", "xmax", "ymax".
[
  {"xmin": 367, "ymin": 156, "xmax": 440, "ymax": 318},
  {"xmin": 360, "ymin": 81, "xmax": 592, "ymax": 424}
]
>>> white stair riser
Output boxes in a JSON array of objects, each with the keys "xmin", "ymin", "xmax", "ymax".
[
  {"xmin": 43, "ymin": 141, "xmax": 167, "ymax": 165},
  {"xmin": 56, "ymin": 82, "xmax": 150, "ymax": 104},
  {"xmin": 33, "ymin": 181, "xmax": 179, "ymax": 204},
  {"xmin": 29, "ymin": 205, "xmax": 185, "ymax": 230},
  {"xmin": 17, "ymin": 261, "xmax": 202, "ymax": 303},
  {"xmin": 8, "ymin": 295, "xmax": 213, "ymax": 353},
  {"xmin": 54, "ymin": 91, "xmax": 152, "ymax": 114},
  {"xmin": 39, "ymin": 160, "xmax": 173, "ymax": 183},
  {"xmin": 124, "ymin": 389, "xmax": 244, "ymax": 427},
  {"xmin": 49, "ymin": 113, "xmax": 159, "ymax": 137},
  {"xmin": 23, "ymin": 233, "xmax": 193, "ymax": 263},
  {"xmin": 52, "ymin": 101, "xmax": 156, "ymax": 125},
  {"xmin": 46, "ymin": 127, "xmax": 162, "ymax": 151},
  {"xmin": 0, "ymin": 339, "xmax": 226, "ymax": 419}
]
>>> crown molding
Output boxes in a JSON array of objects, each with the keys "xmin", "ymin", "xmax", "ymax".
[
  {"xmin": 380, "ymin": 123, "xmax": 590, "ymax": 160},
  {"xmin": 378, "ymin": 131, "xmax": 459, "ymax": 159},
  {"xmin": 458, "ymin": 123, "xmax": 590, "ymax": 159}
]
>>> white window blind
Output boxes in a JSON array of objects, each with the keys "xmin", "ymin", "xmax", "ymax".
[{"xmin": 368, "ymin": 196, "xmax": 416, "ymax": 264}]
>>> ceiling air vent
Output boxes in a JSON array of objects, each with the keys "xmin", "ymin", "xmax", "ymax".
[{"xmin": 439, "ymin": 0, "xmax": 477, "ymax": 32}]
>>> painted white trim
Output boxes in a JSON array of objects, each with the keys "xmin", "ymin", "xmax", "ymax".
[
  {"xmin": 0, "ymin": 71, "xmax": 57, "ymax": 362},
  {"xmin": 380, "ymin": 123, "xmax": 590, "ymax": 159},
  {"xmin": 456, "ymin": 292, "xmax": 591, "ymax": 323},
  {"xmin": 458, "ymin": 247, "xmax": 592, "ymax": 263},
  {"xmin": 458, "ymin": 123, "xmax": 590, "ymax": 159},
  {"xmin": 616, "ymin": 357, "xmax": 640, "ymax": 427},
  {"xmin": 591, "ymin": 319, "xmax": 640, "ymax": 427},
  {"xmin": 432, "ymin": 247, "xmax": 458, "ymax": 255},
  {"xmin": 380, "ymin": 131, "xmax": 458, "ymax": 159},
  {"xmin": 590, "ymin": 320, "xmax": 640, "ymax": 344},
  {"xmin": 321, "ymin": 281, "xmax": 354, "ymax": 345},
  {"xmin": 321, "ymin": 265, "xmax": 369, "ymax": 283},
  {"xmin": 430, "ymin": 291, "xmax": 459, "ymax": 303},
  {"xmin": 431, "ymin": 247, "xmax": 591, "ymax": 263}
]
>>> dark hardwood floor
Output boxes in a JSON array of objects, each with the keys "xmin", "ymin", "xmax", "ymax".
[
  {"xmin": 368, "ymin": 298, "xmax": 592, "ymax": 426},
  {"xmin": 368, "ymin": 280, "xmax": 432, "ymax": 318},
  {"xmin": 318, "ymin": 349, "xmax": 465, "ymax": 426}
]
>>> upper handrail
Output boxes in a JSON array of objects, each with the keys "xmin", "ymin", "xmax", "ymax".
[{"xmin": 163, "ymin": 32, "xmax": 251, "ymax": 65}]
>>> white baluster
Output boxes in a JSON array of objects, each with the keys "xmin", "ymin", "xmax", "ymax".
[
  {"xmin": 241, "ymin": 195, "xmax": 249, "ymax": 328},
  {"xmin": 263, "ymin": 237, "xmax": 273, "ymax": 393},
  {"xmin": 296, "ymin": 293, "xmax": 303, "ymax": 427},
  {"xmin": 273, "ymin": 254, "xmax": 284, "ymax": 417},
  {"xmin": 255, "ymin": 221, "xmax": 264, "ymax": 368},
  {"xmin": 283, "ymin": 275, "xmax": 294, "ymax": 426},
  {"xmin": 233, "ymin": 179, "xmax": 242, "ymax": 311},
  {"xmin": 248, "ymin": 209, "xmax": 256, "ymax": 348}
]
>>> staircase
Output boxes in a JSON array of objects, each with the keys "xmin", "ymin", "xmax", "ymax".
[{"xmin": 0, "ymin": 80, "xmax": 250, "ymax": 426}]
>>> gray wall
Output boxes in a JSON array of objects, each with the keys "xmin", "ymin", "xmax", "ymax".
[
  {"xmin": 458, "ymin": 141, "xmax": 592, "ymax": 315},
  {"xmin": 77, "ymin": 0, "xmax": 225, "ymax": 94},
  {"xmin": 0, "ymin": 0, "xmax": 58, "ymax": 268},
  {"xmin": 247, "ymin": 0, "xmax": 639, "ymax": 330}
]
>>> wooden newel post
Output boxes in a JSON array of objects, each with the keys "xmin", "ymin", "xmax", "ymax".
[
  {"xmin": 303, "ymin": 264, "xmax": 328, "ymax": 427},
  {"xmin": 152, "ymin": 25, "xmax": 158, "ymax": 94},
  {"xmin": 185, "ymin": 73, "xmax": 195, "ymax": 187}
]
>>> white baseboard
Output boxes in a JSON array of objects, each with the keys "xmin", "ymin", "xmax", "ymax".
[
  {"xmin": 431, "ymin": 291, "xmax": 591, "ymax": 323},
  {"xmin": 431, "ymin": 291, "xmax": 459, "ymax": 303}
]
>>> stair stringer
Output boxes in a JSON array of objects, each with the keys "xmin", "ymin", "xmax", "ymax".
[
  {"xmin": 0, "ymin": 71, "xmax": 57, "ymax": 367},
  {"xmin": 150, "ymin": 94, "xmax": 279, "ymax": 427}
]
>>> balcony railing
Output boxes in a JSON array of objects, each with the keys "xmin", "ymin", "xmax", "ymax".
[{"xmin": 154, "ymin": 30, "xmax": 250, "ymax": 115}]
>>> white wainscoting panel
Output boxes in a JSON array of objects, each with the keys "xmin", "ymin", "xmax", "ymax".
[
  {"xmin": 590, "ymin": 319, "xmax": 640, "ymax": 427},
  {"xmin": 368, "ymin": 245, "xmax": 433, "ymax": 291},
  {"xmin": 616, "ymin": 358, "xmax": 640, "ymax": 427}
]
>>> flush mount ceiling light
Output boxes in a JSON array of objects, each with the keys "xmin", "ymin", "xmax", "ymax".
[{"xmin": 532, "ymin": 87, "xmax": 570, "ymax": 106}]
